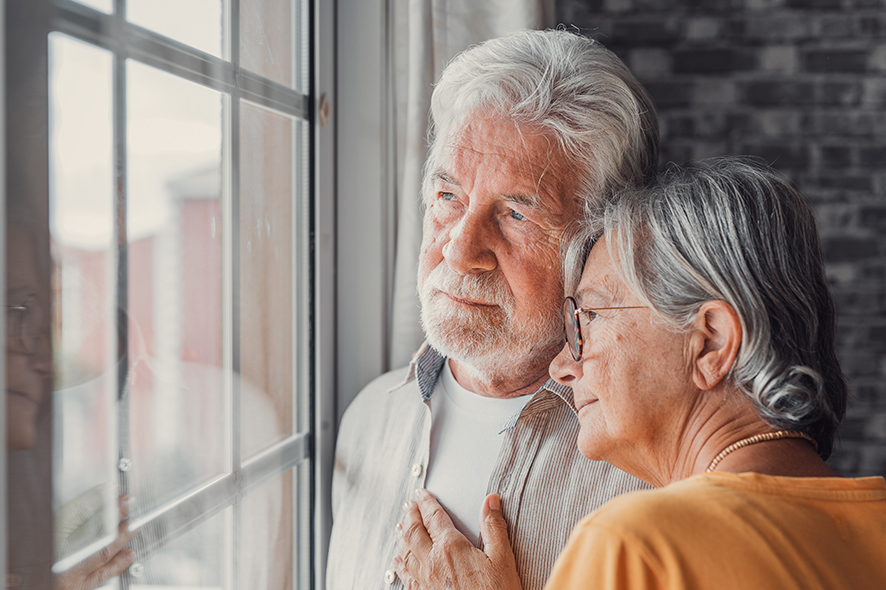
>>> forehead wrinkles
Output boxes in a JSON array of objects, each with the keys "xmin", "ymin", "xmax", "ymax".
[{"xmin": 440, "ymin": 120, "xmax": 570, "ymax": 214}]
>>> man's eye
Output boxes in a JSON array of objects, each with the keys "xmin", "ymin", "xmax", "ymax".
[
  {"xmin": 509, "ymin": 209, "xmax": 528, "ymax": 221},
  {"xmin": 439, "ymin": 192, "xmax": 456, "ymax": 201}
]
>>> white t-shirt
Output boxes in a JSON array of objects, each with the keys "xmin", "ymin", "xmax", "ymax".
[{"xmin": 424, "ymin": 360, "xmax": 534, "ymax": 546}]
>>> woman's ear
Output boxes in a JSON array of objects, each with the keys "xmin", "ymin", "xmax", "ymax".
[{"xmin": 689, "ymin": 300, "xmax": 742, "ymax": 391}]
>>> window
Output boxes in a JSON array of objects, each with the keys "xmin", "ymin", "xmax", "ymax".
[{"xmin": 4, "ymin": 0, "xmax": 328, "ymax": 587}]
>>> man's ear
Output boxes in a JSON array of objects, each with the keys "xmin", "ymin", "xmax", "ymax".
[{"xmin": 689, "ymin": 300, "xmax": 742, "ymax": 391}]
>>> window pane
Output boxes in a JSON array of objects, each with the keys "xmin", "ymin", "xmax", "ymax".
[
  {"xmin": 126, "ymin": 61, "xmax": 227, "ymax": 517},
  {"xmin": 48, "ymin": 33, "xmax": 119, "ymax": 567},
  {"xmin": 240, "ymin": 471, "xmax": 292, "ymax": 590},
  {"xmin": 128, "ymin": 0, "xmax": 223, "ymax": 58},
  {"xmin": 240, "ymin": 0, "xmax": 293, "ymax": 88},
  {"xmin": 240, "ymin": 102, "xmax": 301, "ymax": 459},
  {"xmin": 129, "ymin": 508, "xmax": 229, "ymax": 589}
]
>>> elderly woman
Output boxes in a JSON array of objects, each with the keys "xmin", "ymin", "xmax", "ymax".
[{"xmin": 393, "ymin": 157, "xmax": 886, "ymax": 590}]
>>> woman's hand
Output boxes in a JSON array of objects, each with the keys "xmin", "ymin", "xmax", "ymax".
[
  {"xmin": 56, "ymin": 494, "xmax": 137, "ymax": 590},
  {"xmin": 392, "ymin": 489, "xmax": 523, "ymax": 590}
]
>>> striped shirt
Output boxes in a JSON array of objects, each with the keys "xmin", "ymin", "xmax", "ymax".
[{"xmin": 327, "ymin": 343, "xmax": 650, "ymax": 590}]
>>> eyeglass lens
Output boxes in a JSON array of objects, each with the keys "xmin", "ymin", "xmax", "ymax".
[{"xmin": 563, "ymin": 297, "xmax": 582, "ymax": 361}]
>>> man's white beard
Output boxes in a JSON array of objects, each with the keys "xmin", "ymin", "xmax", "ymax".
[{"xmin": 418, "ymin": 262, "xmax": 563, "ymax": 384}]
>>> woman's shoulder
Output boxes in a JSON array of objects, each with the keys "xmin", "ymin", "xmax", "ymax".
[{"xmin": 574, "ymin": 475, "xmax": 745, "ymax": 540}]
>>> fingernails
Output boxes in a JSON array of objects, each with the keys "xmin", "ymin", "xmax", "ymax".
[
  {"xmin": 415, "ymin": 488, "xmax": 428, "ymax": 499},
  {"xmin": 396, "ymin": 522, "xmax": 403, "ymax": 532},
  {"xmin": 488, "ymin": 494, "xmax": 501, "ymax": 512}
]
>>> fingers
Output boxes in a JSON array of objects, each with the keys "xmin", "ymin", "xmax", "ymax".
[
  {"xmin": 479, "ymin": 494, "xmax": 516, "ymax": 565},
  {"xmin": 81, "ymin": 548, "xmax": 135, "ymax": 589},
  {"xmin": 414, "ymin": 489, "xmax": 457, "ymax": 543},
  {"xmin": 396, "ymin": 499, "xmax": 432, "ymax": 557}
]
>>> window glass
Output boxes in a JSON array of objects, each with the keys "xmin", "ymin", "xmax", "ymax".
[
  {"xmin": 240, "ymin": 472, "xmax": 292, "ymax": 590},
  {"xmin": 240, "ymin": 0, "xmax": 293, "ymax": 87},
  {"xmin": 48, "ymin": 33, "xmax": 119, "ymax": 568},
  {"xmin": 129, "ymin": 508, "xmax": 229, "ymax": 589},
  {"xmin": 128, "ymin": 0, "xmax": 224, "ymax": 57},
  {"xmin": 240, "ymin": 101, "xmax": 299, "ymax": 459},
  {"xmin": 126, "ymin": 60, "xmax": 227, "ymax": 517}
]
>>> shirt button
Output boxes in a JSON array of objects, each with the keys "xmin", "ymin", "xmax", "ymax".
[
  {"xmin": 384, "ymin": 569, "xmax": 396, "ymax": 584},
  {"xmin": 411, "ymin": 463, "xmax": 423, "ymax": 477}
]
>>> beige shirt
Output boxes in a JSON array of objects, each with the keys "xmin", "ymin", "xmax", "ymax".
[{"xmin": 326, "ymin": 344, "xmax": 650, "ymax": 590}]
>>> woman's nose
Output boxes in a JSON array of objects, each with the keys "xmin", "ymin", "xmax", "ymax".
[{"xmin": 549, "ymin": 342, "xmax": 581, "ymax": 386}]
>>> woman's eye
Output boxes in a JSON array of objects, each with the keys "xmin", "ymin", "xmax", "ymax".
[{"xmin": 509, "ymin": 209, "xmax": 528, "ymax": 222}]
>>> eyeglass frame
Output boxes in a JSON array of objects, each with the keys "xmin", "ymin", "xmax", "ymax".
[{"xmin": 563, "ymin": 296, "xmax": 647, "ymax": 361}]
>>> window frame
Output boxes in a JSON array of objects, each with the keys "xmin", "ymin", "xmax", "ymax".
[{"xmin": 1, "ymin": 0, "xmax": 335, "ymax": 586}]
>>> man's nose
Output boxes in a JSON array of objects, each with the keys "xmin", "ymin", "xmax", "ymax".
[
  {"xmin": 549, "ymin": 343, "xmax": 581, "ymax": 386},
  {"xmin": 442, "ymin": 210, "xmax": 497, "ymax": 274}
]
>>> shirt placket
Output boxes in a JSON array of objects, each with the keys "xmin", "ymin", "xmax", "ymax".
[{"xmin": 384, "ymin": 398, "xmax": 432, "ymax": 588}]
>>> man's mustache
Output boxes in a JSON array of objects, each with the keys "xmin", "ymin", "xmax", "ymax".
[{"xmin": 422, "ymin": 264, "xmax": 515, "ymax": 313}]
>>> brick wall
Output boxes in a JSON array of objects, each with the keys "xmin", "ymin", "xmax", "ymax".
[{"xmin": 557, "ymin": 0, "xmax": 886, "ymax": 477}]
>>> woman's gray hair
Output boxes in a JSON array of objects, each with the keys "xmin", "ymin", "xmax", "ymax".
[
  {"xmin": 424, "ymin": 29, "xmax": 659, "ymax": 215},
  {"xmin": 566, "ymin": 157, "xmax": 846, "ymax": 459}
]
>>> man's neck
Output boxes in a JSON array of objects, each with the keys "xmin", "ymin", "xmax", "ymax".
[{"xmin": 447, "ymin": 358, "xmax": 549, "ymax": 399}]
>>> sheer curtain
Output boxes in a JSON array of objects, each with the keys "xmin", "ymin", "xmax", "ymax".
[{"xmin": 388, "ymin": 0, "xmax": 554, "ymax": 368}]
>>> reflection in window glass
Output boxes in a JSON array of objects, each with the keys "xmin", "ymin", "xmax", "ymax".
[
  {"xmin": 240, "ymin": 472, "xmax": 292, "ymax": 590},
  {"xmin": 240, "ymin": 102, "xmax": 297, "ymax": 459},
  {"xmin": 48, "ymin": 33, "xmax": 118, "ymax": 567},
  {"xmin": 130, "ymin": 508, "xmax": 228, "ymax": 589},
  {"xmin": 126, "ymin": 60, "xmax": 226, "ymax": 518},
  {"xmin": 240, "ymin": 0, "xmax": 292, "ymax": 87},
  {"xmin": 72, "ymin": 0, "xmax": 113, "ymax": 13},
  {"xmin": 128, "ymin": 0, "xmax": 223, "ymax": 57}
]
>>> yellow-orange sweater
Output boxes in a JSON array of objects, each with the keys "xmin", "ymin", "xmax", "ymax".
[{"xmin": 546, "ymin": 472, "xmax": 886, "ymax": 590}]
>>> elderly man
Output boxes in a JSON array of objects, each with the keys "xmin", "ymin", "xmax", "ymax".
[{"xmin": 327, "ymin": 29, "xmax": 659, "ymax": 590}]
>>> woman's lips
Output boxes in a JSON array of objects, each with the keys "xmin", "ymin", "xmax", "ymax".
[{"xmin": 576, "ymin": 398, "xmax": 598, "ymax": 413}]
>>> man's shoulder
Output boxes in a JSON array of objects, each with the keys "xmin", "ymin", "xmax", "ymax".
[{"xmin": 344, "ymin": 365, "xmax": 415, "ymax": 413}]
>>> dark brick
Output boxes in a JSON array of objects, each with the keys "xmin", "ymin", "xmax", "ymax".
[
  {"xmin": 644, "ymin": 80, "xmax": 693, "ymax": 107},
  {"xmin": 556, "ymin": 1, "xmax": 605, "ymax": 25},
  {"xmin": 802, "ymin": 113, "xmax": 886, "ymax": 138},
  {"xmin": 673, "ymin": 48, "xmax": 756, "ymax": 74},
  {"xmin": 611, "ymin": 20, "xmax": 681, "ymax": 45},
  {"xmin": 833, "ymin": 289, "xmax": 886, "ymax": 314},
  {"xmin": 822, "ymin": 235, "xmax": 879, "ymax": 262},
  {"xmin": 820, "ymin": 81, "xmax": 863, "ymax": 106},
  {"xmin": 786, "ymin": 0, "xmax": 844, "ymax": 7},
  {"xmin": 858, "ymin": 146, "xmax": 886, "ymax": 168},
  {"xmin": 818, "ymin": 14, "xmax": 859, "ymax": 39},
  {"xmin": 838, "ymin": 350, "xmax": 883, "ymax": 378},
  {"xmin": 818, "ymin": 174, "xmax": 875, "ymax": 191},
  {"xmin": 740, "ymin": 15, "xmax": 816, "ymax": 41},
  {"xmin": 740, "ymin": 143, "xmax": 810, "ymax": 168},
  {"xmin": 662, "ymin": 114, "xmax": 696, "ymax": 136},
  {"xmin": 804, "ymin": 49, "xmax": 870, "ymax": 73},
  {"xmin": 859, "ymin": 205, "xmax": 886, "ymax": 228},
  {"xmin": 819, "ymin": 144, "xmax": 853, "ymax": 168},
  {"xmin": 855, "ymin": 383, "xmax": 886, "ymax": 406},
  {"xmin": 859, "ymin": 14, "xmax": 886, "ymax": 37},
  {"xmin": 745, "ymin": 80, "xmax": 816, "ymax": 106}
]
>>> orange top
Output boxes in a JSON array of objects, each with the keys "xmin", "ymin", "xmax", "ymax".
[{"xmin": 545, "ymin": 472, "xmax": 886, "ymax": 590}]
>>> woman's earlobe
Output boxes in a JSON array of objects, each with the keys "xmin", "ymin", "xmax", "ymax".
[{"xmin": 690, "ymin": 300, "xmax": 742, "ymax": 391}]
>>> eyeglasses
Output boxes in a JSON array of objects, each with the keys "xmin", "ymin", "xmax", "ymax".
[
  {"xmin": 563, "ymin": 296, "xmax": 647, "ymax": 361},
  {"xmin": 6, "ymin": 296, "xmax": 45, "ymax": 355}
]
